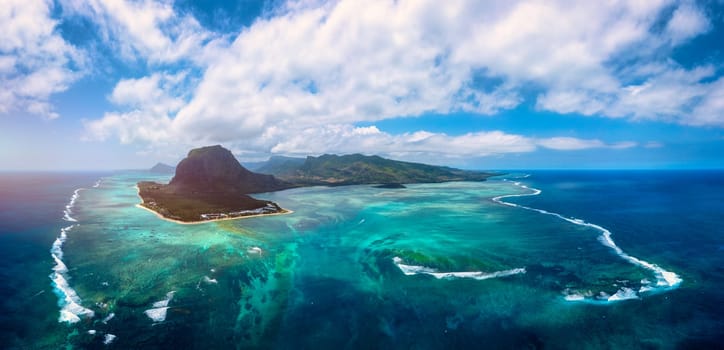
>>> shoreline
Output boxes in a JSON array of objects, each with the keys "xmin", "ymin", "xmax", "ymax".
[{"xmin": 135, "ymin": 185, "xmax": 293, "ymax": 225}]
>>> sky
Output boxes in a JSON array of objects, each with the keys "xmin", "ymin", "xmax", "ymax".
[{"xmin": 1, "ymin": 0, "xmax": 723, "ymax": 170}]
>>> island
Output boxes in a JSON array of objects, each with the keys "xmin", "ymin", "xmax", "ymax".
[
  {"xmin": 148, "ymin": 162, "xmax": 176, "ymax": 174},
  {"xmin": 139, "ymin": 145, "xmax": 495, "ymax": 224},
  {"xmin": 137, "ymin": 145, "xmax": 293, "ymax": 224}
]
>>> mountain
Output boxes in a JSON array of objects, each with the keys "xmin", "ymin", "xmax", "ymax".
[
  {"xmin": 258, "ymin": 153, "xmax": 494, "ymax": 185},
  {"xmin": 242, "ymin": 155, "xmax": 303, "ymax": 172},
  {"xmin": 252, "ymin": 156, "xmax": 306, "ymax": 176},
  {"xmin": 168, "ymin": 145, "xmax": 291, "ymax": 194},
  {"xmin": 137, "ymin": 145, "xmax": 291, "ymax": 223},
  {"xmin": 148, "ymin": 162, "xmax": 175, "ymax": 174}
]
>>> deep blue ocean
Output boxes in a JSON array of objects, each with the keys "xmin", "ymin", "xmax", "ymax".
[{"xmin": 1, "ymin": 170, "xmax": 722, "ymax": 349}]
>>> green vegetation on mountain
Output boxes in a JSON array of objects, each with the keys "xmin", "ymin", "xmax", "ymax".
[
  {"xmin": 253, "ymin": 156, "xmax": 306, "ymax": 176},
  {"xmin": 255, "ymin": 153, "xmax": 494, "ymax": 186}
]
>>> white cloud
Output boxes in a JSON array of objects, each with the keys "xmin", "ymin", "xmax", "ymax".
[
  {"xmin": 539, "ymin": 63, "xmax": 718, "ymax": 124},
  {"xmin": 537, "ymin": 137, "xmax": 606, "ymax": 151},
  {"xmin": 536, "ymin": 91, "xmax": 610, "ymax": 116},
  {"xmin": 265, "ymin": 125, "xmax": 632, "ymax": 162},
  {"xmin": 80, "ymin": 0, "xmax": 722, "ymax": 159},
  {"xmin": 666, "ymin": 3, "xmax": 711, "ymax": 45},
  {"xmin": 536, "ymin": 137, "xmax": 636, "ymax": 151},
  {"xmin": 109, "ymin": 72, "xmax": 186, "ymax": 113},
  {"xmin": 0, "ymin": 0, "xmax": 85, "ymax": 119},
  {"xmin": 155, "ymin": 0, "xmax": 690, "ymax": 145},
  {"xmin": 689, "ymin": 77, "xmax": 724, "ymax": 127},
  {"xmin": 60, "ymin": 0, "xmax": 219, "ymax": 63},
  {"xmin": 85, "ymin": 110, "xmax": 173, "ymax": 144},
  {"xmin": 85, "ymin": 72, "xmax": 187, "ymax": 143},
  {"xmin": 270, "ymin": 127, "xmax": 539, "ymax": 158}
]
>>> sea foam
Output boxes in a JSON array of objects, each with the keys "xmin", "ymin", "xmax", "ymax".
[
  {"xmin": 50, "ymin": 186, "xmax": 97, "ymax": 323},
  {"xmin": 564, "ymin": 293, "xmax": 586, "ymax": 301},
  {"xmin": 393, "ymin": 257, "xmax": 526, "ymax": 281},
  {"xmin": 145, "ymin": 291, "xmax": 175, "ymax": 322},
  {"xmin": 608, "ymin": 287, "xmax": 639, "ymax": 302},
  {"xmin": 62, "ymin": 189, "xmax": 81, "ymax": 222},
  {"xmin": 492, "ymin": 177, "xmax": 682, "ymax": 303}
]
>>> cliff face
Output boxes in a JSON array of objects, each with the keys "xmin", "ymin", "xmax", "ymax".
[{"xmin": 168, "ymin": 145, "xmax": 291, "ymax": 194}]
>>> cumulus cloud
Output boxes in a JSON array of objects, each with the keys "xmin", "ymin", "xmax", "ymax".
[
  {"xmin": 109, "ymin": 72, "xmax": 187, "ymax": 113},
  {"xmin": 268, "ymin": 125, "xmax": 637, "ymax": 165},
  {"xmin": 539, "ymin": 63, "xmax": 720, "ymax": 124},
  {"xmin": 0, "ymin": 0, "xmax": 85, "ymax": 119},
  {"xmin": 85, "ymin": 72, "xmax": 187, "ymax": 143},
  {"xmin": 59, "ymin": 0, "xmax": 219, "ymax": 63},
  {"xmin": 85, "ymin": 109, "xmax": 173, "ymax": 144},
  {"xmin": 666, "ymin": 3, "xmax": 711, "ymax": 45},
  {"xmin": 77, "ymin": 0, "xmax": 721, "ymax": 159},
  {"xmin": 270, "ymin": 126, "xmax": 539, "ymax": 158}
]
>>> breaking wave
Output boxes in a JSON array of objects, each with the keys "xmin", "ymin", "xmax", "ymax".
[
  {"xmin": 50, "ymin": 183, "xmax": 101, "ymax": 323},
  {"xmin": 393, "ymin": 257, "xmax": 526, "ymax": 281},
  {"xmin": 145, "ymin": 291, "xmax": 175, "ymax": 322},
  {"xmin": 492, "ymin": 178, "xmax": 682, "ymax": 303}
]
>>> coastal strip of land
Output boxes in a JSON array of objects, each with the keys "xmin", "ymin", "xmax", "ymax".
[{"xmin": 135, "ymin": 185, "xmax": 292, "ymax": 225}]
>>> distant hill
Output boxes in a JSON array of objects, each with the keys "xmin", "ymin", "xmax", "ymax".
[
  {"xmin": 137, "ymin": 145, "xmax": 291, "ymax": 223},
  {"xmin": 252, "ymin": 156, "xmax": 306, "ymax": 176},
  {"xmin": 242, "ymin": 156, "xmax": 303, "ymax": 172},
  {"xmin": 255, "ymin": 153, "xmax": 494, "ymax": 186},
  {"xmin": 149, "ymin": 162, "xmax": 175, "ymax": 174}
]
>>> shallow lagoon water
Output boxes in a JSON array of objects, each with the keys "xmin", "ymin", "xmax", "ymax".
[{"xmin": 2, "ymin": 171, "xmax": 723, "ymax": 349}]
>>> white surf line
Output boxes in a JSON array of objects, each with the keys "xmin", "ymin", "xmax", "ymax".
[
  {"xmin": 61, "ymin": 189, "xmax": 80, "ymax": 222},
  {"xmin": 50, "ymin": 181, "xmax": 103, "ymax": 323},
  {"xmin": 393, "ymin": 257, "xmax": 526, "ymax": 281},
  {"xmin": 492, "ymin": 178, "xmax": 682, "ymax": 302},
  {"xmin": 144, "ymin": 291, "xmax": 175, "ymax": 322}
]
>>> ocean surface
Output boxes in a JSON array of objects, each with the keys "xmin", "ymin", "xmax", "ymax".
[{"xmin": 1, "ymin": 170, "xmax": 723, "ymax": 349}]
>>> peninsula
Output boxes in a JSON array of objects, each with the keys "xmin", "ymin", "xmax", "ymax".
[
  {"xmin": 138, "ymin": 145, "xmax": 293, "ymax": 223},
  {"xmin": 139, "ymin": 145, "xmax": 495, "ymax": 223}
]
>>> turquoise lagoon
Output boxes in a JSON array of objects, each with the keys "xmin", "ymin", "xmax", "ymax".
[{"xmin": 2, "ymin": 171, "xmax": 723, "ymax": 348}]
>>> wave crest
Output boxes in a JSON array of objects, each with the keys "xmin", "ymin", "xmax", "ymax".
[
  {"xmin": 393, "ymin": 257, "xmax": 526, "ymax": 281},
  {"xmin": 50, "ymin": 184, "xmax": 99, "ymax": 323},
  {"xmin": 493, "ymin": 178, "xmax": 681, "ymax": 303}
]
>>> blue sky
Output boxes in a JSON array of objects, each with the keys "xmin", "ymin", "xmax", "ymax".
[{"xmin": 1, "ymin": 0, "xmax": 723, "ymax": 170}]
